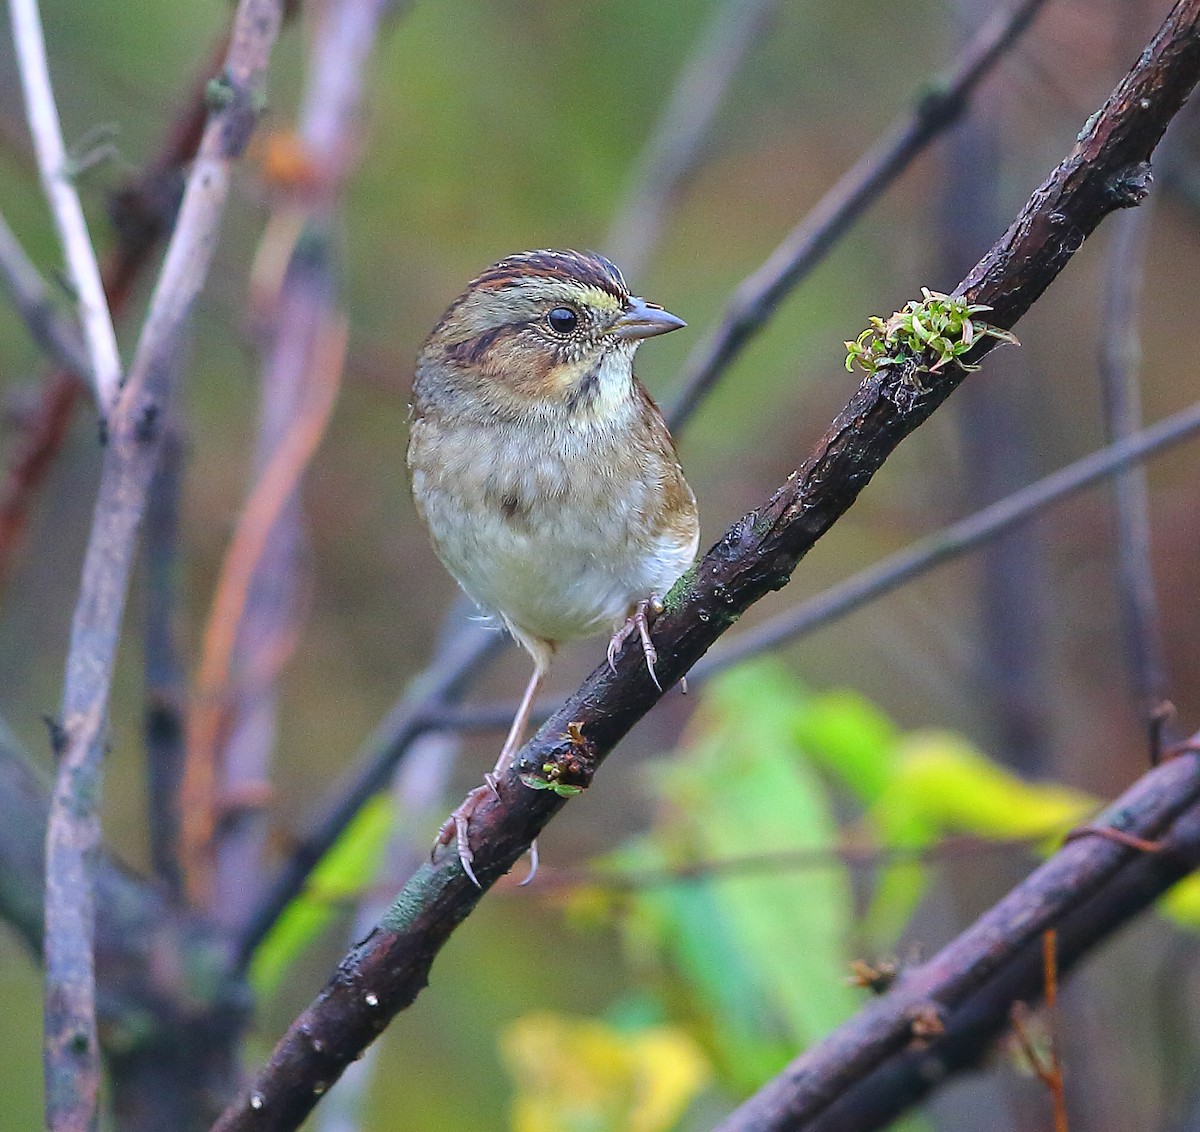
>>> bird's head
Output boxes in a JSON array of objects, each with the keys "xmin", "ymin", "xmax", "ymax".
[{"xmin": 416, "ymin": 249, "xmax": 685, "ymax": 418}]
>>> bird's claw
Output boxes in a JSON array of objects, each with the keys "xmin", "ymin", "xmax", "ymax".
[
  {"xmin": 434, "ymin": 782, "xmax": 495, "ymax": 888},
  {"xmin": 519, "ymin": 838, "xmax": 540, "ymax": 887},
  {"xmin": 434, "ymin": 776, "xmax": 539, "ymax": 889},
  {"xmin": 607, "ymin": 596, "xmax": 664, "ymax": 690}
]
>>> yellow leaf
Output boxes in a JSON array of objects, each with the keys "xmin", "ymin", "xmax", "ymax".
[
  {"xmin": 502, "ymin": 1013, "xmax": 709, "ymax": 1132},
  {"xmin": 879, "ymin": 731, "xmax": 1096, "ymax": 841},
  {"xmin": 1161, "ymin": 874, "xmax": 1200, "ymax": 927}
]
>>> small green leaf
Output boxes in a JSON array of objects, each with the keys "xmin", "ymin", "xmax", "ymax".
[
  {"xmin": 249, "ymin": 794, "xmax": 395, "ymax": 998},
  {"xmin": 520, "ymin": 773, "xmax": 583, "ymax": 797}
]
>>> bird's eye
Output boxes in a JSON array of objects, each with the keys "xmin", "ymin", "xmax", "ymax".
[{"xmin": 546, "ymin": 306, "xmax": 580, "ymax": 335}]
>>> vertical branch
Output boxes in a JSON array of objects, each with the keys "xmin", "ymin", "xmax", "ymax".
[
  {"xmin": 940, "ymin": 0, "xmax": 1050, "ymax": 773},
  {"xmin": 183, "ymin": 312, "xmax": 347, "ymax": 906},
  {"xmin": 41, "ymin": 3, "xmax": 284, "ymax": 1128},
  {"xmin": 144, "ymin": 416, "xmax": 188, "ymax": 897},
  {"xmin": 186, "ymin": 0, "xmax": 402, "ymax": 926},
  {"xmin": 204, "ymin": 257, "xmax": 314, "ymax": 927},
  {"xmin": 1099, "ymin": 204, "xmax": 1171, "ymax": 733},
  {"xmin": 605, "ymin": 0, "xmax": 778, "ymax": 278},
  {"xmin": 9, "ymin": 0, "xmax": 122, "ymax": 413}
]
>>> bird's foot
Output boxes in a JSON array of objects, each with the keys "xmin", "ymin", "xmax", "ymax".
[
  {"xmin": 607, "ymin": 595, "xmax": 664, "ymax": 690},
  {"xmin": 435, "ymin": 774, "xmax": 501, "ymax": 888}
]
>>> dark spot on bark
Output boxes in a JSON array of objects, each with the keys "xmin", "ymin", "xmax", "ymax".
[
  {"xmin": 42, "ymin": 714, "xmax": 66, "ymax": 756},
  {"xmin": 135, "ymin": 401, "xmax": 159, "ymax": 443}
]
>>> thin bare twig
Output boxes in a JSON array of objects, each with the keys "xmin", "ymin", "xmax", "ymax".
[
  {"xmin": 0, "ymin": 208, "xmax": 91, "ymax": 382},
  {"xmin": 231, "ymin": 619, "xmax": 504, "ymax": 972},
  {"xmin": 666, "ymin": 0, "xmax": 1050, "ymax": 430},
  {"xmin": 208, "ymin": 0, "xmax": 401, "ymax": 935},
  {"xmin": 212, "ymin": 5, "xmax": 1200, "ymax": 1126},
  {"xmin": 692, "ymin": 398, "xmax": 1200, "ymax": 681},
  {"xmin": 183, "ymin": 314, "xmax": 347, "ymax": 902},
  {"xmin": 0, "ymin": 25, "xmax": 232, "ymax": 592},
  {"xmin": 208, "ymin": 239, "xmax": 319, "ymax": 930},
  {"xmin": 1009, "ymin": 932, "xmax": 1069, "ymax": 1132},
  {"xmin": 605, "ymin": 0, "xmax": 778, "ymax": 277},
  {"xmin": 515, "ymin": 832, "xmax": 1054, "ymax": 896},
  {"xmin": 9, "ymin": 0, "xmax": 122, "ymax": 413},
  {"xmin": 143, "ymin": 418, "xmax": 188, "ymax": 897},
  {"xmin": 1100, "ymin": 205, "xmax": 1171, "ymax": 735},
  {"xmin": 42, "ymin": 4, "xmax": 284, "ymax": 1128}
]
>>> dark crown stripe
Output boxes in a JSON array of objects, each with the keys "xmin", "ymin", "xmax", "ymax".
[{"xmin": 470, "ymin": 249, "xmax": 628, "ymax": 300}]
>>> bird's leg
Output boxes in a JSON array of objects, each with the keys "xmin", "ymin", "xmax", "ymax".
[
  {"xmin": 607, "ymin": 595, "xmax": 665, "ymax": 690},
  {"xmin": 488, "ymin": 662, "xmax": 545, "ymax": 788},
  {"xmin": 436, "ymin": 662, "xmax": 545, "ymax": 887}
]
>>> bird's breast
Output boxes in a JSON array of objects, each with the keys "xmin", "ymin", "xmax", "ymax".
[{"xmin": 408, "ymin": 398, "xmax": 698, "ymax": 646}]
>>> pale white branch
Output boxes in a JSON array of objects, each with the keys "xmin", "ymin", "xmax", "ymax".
[{"xmin": 9, "ymin": 0, "xmax": 122, "ymax": 413}]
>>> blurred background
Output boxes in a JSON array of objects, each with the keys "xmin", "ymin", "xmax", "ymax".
[{"xmin": 2, "ymin": 0, "xmax": 1200, "ymax": 1128}]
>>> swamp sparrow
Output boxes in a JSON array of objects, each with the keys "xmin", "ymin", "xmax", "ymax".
[{"xmin": 408, "ymin": 249, "xmax": 699, "ymax": 884}]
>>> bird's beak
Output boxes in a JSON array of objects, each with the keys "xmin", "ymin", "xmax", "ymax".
[{"xmin": 612, "ymin": 296, "xmax": 686, "ymax": 340}]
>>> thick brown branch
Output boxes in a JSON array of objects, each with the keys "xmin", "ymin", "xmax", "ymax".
[
  {"xmin": 731, "ymin": 753, "xmax": 1200, "ymax": 1132},
  {"xmin": 210, "ymin": 3, "xmax": 1200, "ymax": 1129},
  {"xmin": 238, "ymin": 0, "xmax": 1048, "ymax": 964}
]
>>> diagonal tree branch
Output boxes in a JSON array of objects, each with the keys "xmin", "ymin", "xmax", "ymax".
[
  {"xmin": 416, "ymin": 396, "xmax": 1200, "ymax": 737},
  {"xmin": 717, "ymin": 745, "xmax": 1200, "ymax": 1131},
  {"xmin": 42, "ymin": 4, "xmax": 285, "ymax": 1128},
  {"xmin": 231, "ymin": 623, "xmax": 505, "ymax": 972},
  {"xmin": 211, "ymin": 3, "xmax": 1200, "ymax": 1128},
  {"xmin": 0, "ymin": 206, "xmax": 92, "ymax": 383},
  {"xmin": 690, "ymin": 397, "xmax": 1200, "ymax": 681},
  {"xmin": 795, "ymin": 830, "xmax": 1200, "ymax": 1130},
  {"xmin": 665, "ymin": 0, "xmax": 1050, "ymax": 430},
  {"xmin": 239, "ymin": 0, "xmax": 1049, "ymax": 960},
  {"xmin": 605, "ymin": 0, "xmax": 779, "ymax": 278}
]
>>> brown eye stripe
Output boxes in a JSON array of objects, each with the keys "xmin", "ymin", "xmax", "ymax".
[
  {"xmin": 469, "ymin": 249, "xmax": 627, "ymax": 301},
  {"xmin": 441, "ymin": 325, "xmax": 513, "ymax": 365}
]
